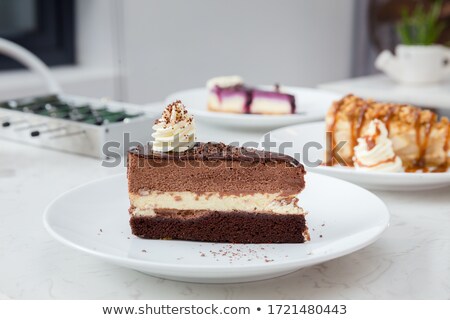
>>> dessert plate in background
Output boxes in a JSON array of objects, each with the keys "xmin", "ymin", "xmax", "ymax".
[
  {"xmin": 165, "ymin": 87, "xmax": 341, "ymax": 129},
  {"xmin": 266, "ymin": 122, "xmax": 450, "ymax": 191},
  {"xmin": 44, "ymin": 172, "xmax": 389, "ymax": 284}
]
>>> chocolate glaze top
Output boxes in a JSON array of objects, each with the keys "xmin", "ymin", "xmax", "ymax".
[{"xmin": 129, "ymin": 142, "xmax": 304, "ymax": 169}]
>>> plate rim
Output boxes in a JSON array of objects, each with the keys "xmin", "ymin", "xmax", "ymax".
[{"xmin": 43, "ymin": 172, "xmax": 390, "ymax": 273}]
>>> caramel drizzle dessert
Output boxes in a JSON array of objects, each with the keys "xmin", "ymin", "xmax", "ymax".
[{"xmin": 325, "ymin": 94, "xmax": 450, "ymax": 173}]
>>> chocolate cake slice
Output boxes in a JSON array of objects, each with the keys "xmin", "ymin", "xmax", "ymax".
[
  {"xmin": 128, "ymin": 143, "xmax": 308, "ymax": 243},
  {"xmin": 127, "ymin": 100, "xmax": 309, "ymax": 243}
]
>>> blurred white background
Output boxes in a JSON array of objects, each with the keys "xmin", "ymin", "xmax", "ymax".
[{"xmin": 0, "ymin": 0, "xmax": 357, "ymax": 103}]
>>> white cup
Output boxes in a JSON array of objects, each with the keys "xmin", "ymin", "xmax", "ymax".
[{"xmin": 375, "ymin": 44, "xmax": 450, "ymax": 84}]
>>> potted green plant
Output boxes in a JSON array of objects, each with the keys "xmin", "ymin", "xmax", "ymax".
[{"xmin": 375, "ymin": 1, "xmax": 450, "ymax": 84}]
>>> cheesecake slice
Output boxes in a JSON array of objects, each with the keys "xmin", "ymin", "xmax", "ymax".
[
  {"xmin": 207, "ymin": 76, "xmax": 296, "ymax": 115},
  {"xmin": 250, "ymin": 88, "xmax": 295, "ymax": 114},
  {"xmin": 208, "ymin": 85, "xmax": 250, "ymax": 113},
  {"xmin": 127, "ymin": 101, "xmax": 309, "ymax": 243}
]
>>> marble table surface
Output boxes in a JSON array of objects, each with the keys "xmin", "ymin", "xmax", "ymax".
[{"xmin": 1, "ymin": 107, "xmax": 449, "ymax": 299}]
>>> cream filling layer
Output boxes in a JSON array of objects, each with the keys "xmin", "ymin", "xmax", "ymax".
[
  {"xmin": 250, "ymin": 98, "xmax": 292, "ymax": 114},
  {"xmin": 207, "ymin": 94, "xmax": 246, "ymax": 113},
  {"xmin": 129, "ymin": 191, "xmax": 305, "ymax": 216}
]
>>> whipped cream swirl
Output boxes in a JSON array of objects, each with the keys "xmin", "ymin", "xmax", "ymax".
[
  {"xmin": 152, "ymin": 100, "xmax": 195, "ymax": 152},
  {"xmin": 353, "ymin": 119, "xmax": 403, "ymax": 172}
]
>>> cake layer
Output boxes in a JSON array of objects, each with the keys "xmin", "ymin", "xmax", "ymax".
[
  {"xmin": 130, "ymin": 210, "xmax": 310, "ymax": 243},
  {"xmin": 208, "ymin": 93, "xmax": 246, "ymax": 113},
  {"xmin": 250, "ymin": 98, "xmax": 293, "ymax": 114},
  {"xmin": 251, "ymin": 90, "xmax": 295, "ymax": 114},
  {"xmin": 207, "ymin": 86, "xmax": 250, "ymax": 113},
  {"xmin": 128, "ymin": 142, "xmax": 306, "ymax": 195},
  {"xmin": 129, "ymin": 191, "xmax": 304, "ymax": 215}
]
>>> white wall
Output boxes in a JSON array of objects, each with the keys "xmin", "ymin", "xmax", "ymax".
[
  {"xmin": 121, "ymin": 0, "xmax": 356, "ymax": 103},
  {"xmin": 0, "ymin": 0, "xmax": 356, "ymax": 104}
]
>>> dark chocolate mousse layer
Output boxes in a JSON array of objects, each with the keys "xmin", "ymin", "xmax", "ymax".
[
  {"xmin": 130, "ymin": 142, "xmax": 302, "ymax": 165},
  {"xmin": 128, "ymin": 142, "xmax": 306, "ymax": 196},
  {"xmin": 130, "ymin": 210, "xmax": 309, "ymax": 243}
]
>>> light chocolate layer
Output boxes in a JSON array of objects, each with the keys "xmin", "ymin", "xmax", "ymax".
[{"xmin": 128, "ymin": 142, "xmax": 306, "ymax": 196}]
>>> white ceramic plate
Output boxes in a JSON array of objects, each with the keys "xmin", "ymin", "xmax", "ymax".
[
  {"xmin": 267, "ymin": 122, "xmax": 450, "ymax": 191},
  {"xmin": 165, "ymin": 87, "xmax": 341, "ymax": 129},
  {"xmin": 44, "ymin": 172, "xmax": 389, "ymax": 284}
]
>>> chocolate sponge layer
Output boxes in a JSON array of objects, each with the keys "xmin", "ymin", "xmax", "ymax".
[
  {"xmin": 127, "ymin": 142, "xmax": 306, "ymax": 196},
  {"xmin": 130, "ymin": 210, "xmax": 309, "ymax": 243}
]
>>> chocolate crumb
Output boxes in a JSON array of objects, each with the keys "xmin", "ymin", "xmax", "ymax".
[
  {"xmin": 274, "ymin": 83, "xmax": 280, "ymax": 92},
  {"xmin": 155, "ymin": 100, "xmax": 193, "ymax": 128}
]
